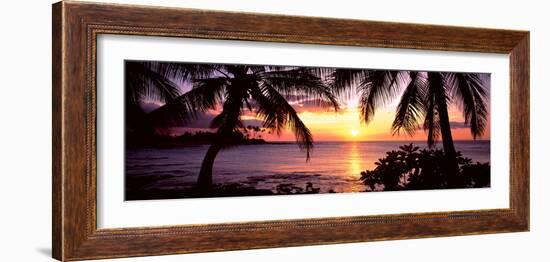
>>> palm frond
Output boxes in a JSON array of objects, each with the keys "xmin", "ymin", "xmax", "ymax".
[
  {"xmin": 148, "ymin": 61, "xmax": 222, "ymax": 82},
  {"xmin": 445, "ymin": 73, "xmax": 489, "ymax": 139},
  {"xmin": 125, "ymin": 61, "xmax": 181, "ymax": 105},
  {"xmin": 301, "ymin": 66, "xmax": 337, "ymax": 80},
  {"xmin": 247, "ymin": 65, "xmax": 268, "ymax": 75},
  {"xmin": 358, "ymin": 70, "xmax": 405, "ymax": 124},
  {"xmin": 260, "ymin": 68, "xmax": 339, "ymax": 111},
  {"xmin": 248, "ymin": 87, "xmax": 285, "ymax": 136},
  {"xmin": 392, "ymin": 72, "xmax": 428, "ymax": 136},
  {"xmin": 261, "ymin": 65, "xmax": 329, "ymax": 76},
  {"xmin": 148, "ymin": 77, "xmax": 227, "ymax": 126},
  {"xmin": 250, "ymin": 84, "xmax": 314, "ymax": 160},
  {"xmin": 328, "ymin": 69, "xmax": 370, "ymax": 98}
]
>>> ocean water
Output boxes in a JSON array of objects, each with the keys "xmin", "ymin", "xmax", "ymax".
[{"xmin": 126, "ymin": 141, "xmax": 490, "ymax": 194}]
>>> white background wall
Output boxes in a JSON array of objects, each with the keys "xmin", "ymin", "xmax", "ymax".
[{"xmin": 0, "ymin": 0, "xmax": 547, "ymax": 261}]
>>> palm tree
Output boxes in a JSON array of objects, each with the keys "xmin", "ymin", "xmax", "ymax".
[
  {"xmin": 331, "ymin": 69, "xmax": 489, "ymax": 181},
  {"xmin": 146, "ymin": 63, "xmax": 339, "ymax": 189}
]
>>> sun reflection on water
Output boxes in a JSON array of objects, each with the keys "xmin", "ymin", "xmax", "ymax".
[{"xmin": 348, "ymin": 142, "xmax": 362, "ymax": 178}]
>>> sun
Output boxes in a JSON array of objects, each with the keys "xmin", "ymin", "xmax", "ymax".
[{"xmin": 350, "ymin": 129, "xmax": 359, "ymax": 136}]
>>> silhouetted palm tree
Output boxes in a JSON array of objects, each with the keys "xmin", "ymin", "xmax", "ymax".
[
  {"xmin": 147, "ymin": 63, "xmax": 339, "ymax": 189},
  {"xmin": 331, "ymin": 69, "xmax": 488, "ymax": 179}
]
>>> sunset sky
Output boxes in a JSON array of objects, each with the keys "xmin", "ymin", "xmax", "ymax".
[
  {"xmin": 148, "ymin": 74, "xmax": 491, "ymax": 143},
  {"xmin": 278, "ymin": 86, "xmax": 490, "ymax": 142}
]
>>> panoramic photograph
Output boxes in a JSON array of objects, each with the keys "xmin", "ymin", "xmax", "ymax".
[{"xmin": 124, "ymin": 61, "xmax": 491, "ymax": 200}]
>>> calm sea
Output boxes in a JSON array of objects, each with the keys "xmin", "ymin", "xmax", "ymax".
[{"xmin": 126, "ymin": 141, "xmax": 490, "ymax": 194}]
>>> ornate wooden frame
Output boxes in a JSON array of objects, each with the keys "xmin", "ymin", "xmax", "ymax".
[{"xmin": 52, "ymin": 1, "xmax": 530, "ymax": 261}]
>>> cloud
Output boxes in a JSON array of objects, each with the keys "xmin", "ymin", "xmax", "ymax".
[
  {"xmin": 449, "ymin": 121, "xmax": 470, "ymax": 129},
  {"xmin": 290, "ymin": 98, "xmax": 338, "ymax": 113}
]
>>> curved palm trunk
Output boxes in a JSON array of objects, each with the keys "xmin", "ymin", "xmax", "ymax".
[
  {"xmin": 197, "ymin": 141, "xmax": 223, "ymax": 190},
  {"xmin": 430, "ymin": 73, "xmax": 460, "ymax": 182},
  {"xmin": 196, "ymin": 73, "xmax": 246, "ymax": 190}
]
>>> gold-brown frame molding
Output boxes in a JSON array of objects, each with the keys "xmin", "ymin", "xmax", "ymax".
[{"xmin": 52, "ymin": 1, "xmax": 530, "ymax": 261}]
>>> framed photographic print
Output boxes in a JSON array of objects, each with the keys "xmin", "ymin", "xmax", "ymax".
[{"xmin": 52, "ymin": 1, "xmax": 529, "ymax": 261}]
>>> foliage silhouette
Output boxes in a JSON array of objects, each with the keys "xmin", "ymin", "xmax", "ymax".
[
  {"xmin": 360, "ymin": 143, "xmax": 490, "ymax": 191},
  {"xmin": 125, "ymin": 62, "xmax": 182, "ymax": 140}
]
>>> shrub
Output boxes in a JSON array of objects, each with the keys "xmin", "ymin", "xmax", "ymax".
[{"xmin": 360, "ymin": 143, "xmax": 490, "ymax": 191}]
